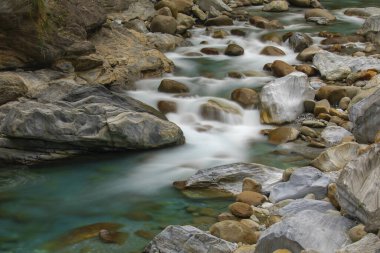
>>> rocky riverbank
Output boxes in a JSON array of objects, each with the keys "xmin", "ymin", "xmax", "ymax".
[{"xmin": 135, "ymin": 1, "xmax": 379, "ymax": 253}]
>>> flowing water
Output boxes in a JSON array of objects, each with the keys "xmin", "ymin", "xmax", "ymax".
[{"xmin": 0, "ymin": 1, "xmax": 378, "ymax": 252}]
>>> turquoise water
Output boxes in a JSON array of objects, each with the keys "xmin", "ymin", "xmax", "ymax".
[{"xmin": 0, "ymin": 1, "xmax": 378, "ymax": 252}]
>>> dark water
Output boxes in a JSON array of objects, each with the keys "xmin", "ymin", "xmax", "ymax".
[{"xmin": 0, "ymin": 1, "xmax": 378, "ymax": 252}]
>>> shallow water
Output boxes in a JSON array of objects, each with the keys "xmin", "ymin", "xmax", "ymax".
[{"xmin": 0, "ymin": 1, "xmax": 377, "ymax": 252}]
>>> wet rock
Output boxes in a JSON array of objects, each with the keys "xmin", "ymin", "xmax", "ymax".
[
  {"xmin": 311, "ymin": 142, "xmax": 361, "ymax": 172},
  {"xmin": 249, "ymin": 16, "xmax": 284, "ymax": 29},
  {"xmin": 256, "ymin": 210, "xmax": 355, "ymax": 253},
  {"xmin": 0, "ymin": 72, "xmax": 28, "ymax": 105},
  {"xmin": 272, "ymin": 199, "xmax": 336, "ymax": 218},
  {"xmin": 179, "ymin": 163, "xmax": 283, "ymax": 197},
  {"xmin": 157, "ymin": 101, "xmax": 177, "ymax": 114},
  {"xmin": 288, "ymin": 0, "xmax": 312, "ymax": 8},
  {"xmin": 349, "ymin": 88, "xmax": 380, "ymax": 143},
  {"xmin": 176, "ymin": 13, "xmax": 195, "ymax": 33},
  {"xmin": 205, "ymin": 15, "xmax": 233, "ymax": 26},
  {"xmin": 158, "ymin": 79, "xmax": 189, "ymax": 93},
  {"xmin": 242, "ymin": 178, "xmax": 262, "ymax": 193},
  {"xmin": 201, "ymin": 47, "xmax": 220, "ymax": 55},
  {"xmin": 231, "ymin": 88, "xmax": 260, "ymax": 108},
  {"xmin": 210, "ymin": 220, "xmax": 257, "ymax": 244},
  {"xmin": 305, "ymin": 8, "xmax": 336, "ymax": 22},
  {"xmin": 269, "ymin": 166, "xmax": 331, "ymax": 203},
  {"xmin": 313, "ymin": 51, "xmax": 380, "ymax": 81},
  {"xmin": 228, "ymin": 72, "xmax": 244, "ymax": 79},
  {"xmin": 316, "ymin": 85, "xmax": 359, "ymax": 105},
  {"xmin": 229, "ymin": 202, "xmax": 253, "ymax": 218},
  {"xmin": 303, "ymin": 100, "xmax": 316, "ymax": 113},
  {"xmin": 224, "ymin": 44, "xmax": 244, "ymax": 56},
  {"xmin": 344, "ymin": 7, "xmax": 380, "ymax": 18},
  {"xmin": 150, "ymin": 15, "xmax": 177, "ymax": 34},
  {"xmin": 200, "ymin": 99, "xmax": 241, "ymax": 122},
  {"xmin": 260, "ymin": 46, "xmax": 285, "ymax": 56},
  {"xmin": 337, "ymin": 144, "xmax": 380, "ymax": 231},
  {"xmin": 300, "ymin": 126, "xmax": 318, "ymax": 138},
  {"xmin": 297, "ymin": 45, "xmax": 323, "ymax": 62},
  {"xmin": 212, "ymin": 30, "xmax": 229, "ymax": 39},
  {"xmin": 0, "ymin": 86, "xmax": 185, "ymax": 165},
  {"xmin": 288, "ymin": 33, "xmax": 313, "ymax": 53},
  {"xmin": 336, "ymin": 233, "xmax": 380, "ymax": 253},
  {"xmin": 321, "ymin": 126, "xmax": 354, "ymax": 147},
  {"xmin": 236, "ymin": 191, "xmax": 266, "ymax": 206},
  {"xmin": 271, "ymin": 60, "xmax": 296, "ymax": 77},
  {"xmin": 231, "ymin": 29, "xmax": 246, "ymax": 37},
  {"xmin": 260, "ymin": 72, "xmax": 315, "ymax": 124},
  {"xmin": 144, "ymin": 225, "xmax": 238, "ymax": 253},
  {"xmin": 295, "ymin": 64, "xmax": 318, "ymax": 76},
  {"xmin": 268, "ymin": 127, "xmax": 300, "ymax": 145},
  {"xmin": 262, "ymin": 1, "xmax": 289, "ymax": 12}
]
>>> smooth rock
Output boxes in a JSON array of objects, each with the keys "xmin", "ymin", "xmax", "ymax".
[
  {"xmin": 345, "ymin": 7, "xmax": 380, "ymax": 18},
  {"xmin": 143, "ymin": 225, "xmax": 238, "ymax": 253},
  {"xmin": 262, "ymin": 1, "xmax": 289, "ymax": 12},
  {"xmin": 268, "ymin": 127, "xmax": 300, "ymax": 144},
  {"xmin": 158, "ymin": 79, "xmax": 189, "ymax": 93},
  {"xmin": 256, "ymin": 210, "xmax": 354, "ymax": 253},
  {"xmin": 260, "ymin": 46, "xmax": 286, "ymax": 56},
  {"xmin": 305, "ymin": 9, "xmax": 336, "ymax": 22},
  {"xmin": 311, "ymin": 142, "xmax": 361, "ymax": 172},
  {"xmin": 313, "ymin": 51, "xmax": 380, "ymax": 81},
  {"xmin": 314, "ymin": 99, "xmax": 330, "ymax": 116},
  {"xmin": 231, "ymin": 88, "xmax": 260, "ymax": 108},
  {"xmin": 328, "ymin": 183, "xmax": 340, "ymax": 209},
  {"xmin": 198, "ymin": 0, "xmax": 232, "ymax": 13},
  {"xmin": 337, "ymin": 144, "xmax": 380, "ymax": 231},
  {"xmin": 180, "ymin": 163, "xmax": 283, "ymax": 197},
  {"xmin": 260, "ymin": 72, "xmax": 315, "ymax": 124},
  {"xmin": 200, "ymin": 99, "xmax": 241, "ymax": 122},
  {"xmin": 269, "ymin": 166, "xmax": 331, "ymax": 203},
  {"xmin": 229, "ymin": 202, "xmax": 254, "ymax": 218},
  {"xmin": 210, "ymin": 220, "xmax": 257, "ymax": 244},
  {"xmin": 336, "ymin": 233, "xmax": 380, "ymax": 253},
  {"xmin": 288, "ymin": 33, "xmax": 313, "ymax": 53},
  {"xmin": 300, "ymin": 126, "xmax": 318, "ymax": 138},
  {"xmin": 242, "ymin": 178, "xmax": 262, "ymax": 193},
  {"xmin": 236, "ymin": 191, "xmax": 266, "ymax": 206},
  {"xmin": 321, "ymin": 126, "xmax": 354, "ymax": 147},
  {"xmin": 205, "ymin": 15, "xmax": 233, "ymax": 26},
  {"xmin": 297, "ymin": 45, "xmax": 323, "ymax": 62},
  {"xmin": 349, "ymin": 88, "xmax": 380, "ymax": 143},
  {"xmin": 295, "ymin": 64, "xmax": 318, "ymax": 76},
  {"xmin": 348, "ymin": 224, "xmax": 367, "ymax": 242},
  {"xmin": 224, "ymin": 44, "xmax": 244, "ymax": 56},
  {"xmin": 271, "ymin": 60, "xmax": 296, "ymax": 77},
  {"xmin": 150, "ymin": 15, "xmax": 177, "ymax": 34},
  {"xmin": 157, "ymin": 101, "xmax": 177, "ymax": 114},
  {"xmin": 249, "ymin": 16, "xmax": 284, "ymax": 29},
  {"xmin": 339, "ymin": 97, "xmax": 351, "ymax": 110},
  {"xmin": 272, "ymin": 199, "xmax": 336, "ymax": 217}
]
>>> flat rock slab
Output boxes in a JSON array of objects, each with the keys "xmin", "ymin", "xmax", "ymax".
[
  {"xmin": 143, "ymin": 225, "xmax": 238, "ymax": 253},
  {"xmin": 182, "ymin": 163, "xmax": 283, "ymax": 197},
  {"xmin": 256, "ymin": 210, "xmax": 355, "ymax": 253},
  {"xmin": 269, "ymin": 166, "xmax": 331, "ymax": 203},
  {"xmin": 271, "ymin": 199, "xmax": 336, "ymax": 217}
]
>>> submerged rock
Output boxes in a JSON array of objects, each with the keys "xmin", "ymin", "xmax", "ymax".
[
  {"xmin": 0, "ymin": 86, "xmax": 185, "ymax": 165},
  {"xmin": 255, "ymin": 210, "xmax": 354, "ymax": 253},
  {"xmin": 260, "ymin": 72, "xmax": 315, "ymax": 124},
  {"xmin": 143, "ymin": 225, "xmax": 237, "ymax": 253},
  {"xmin": 311, "ymin": 142, "xmax": 361, "ymax": 172},
  {"xmin": 178, "ymin": 163, "xmax": 283, "ymax": 197},
  {"xmin": 313, "ymin": 51, "xmax": 380, "ymax": 81},
  {"xmin": 349, "ymin": 88, "xmax": 380, "ymax": 143},
  {"xmin": 269, "ymin": 166, "xmax": 331, "ymax": 203},
  {"xmin": 337, "ymin": 144, "xmax": 380, "ymax": 232}
]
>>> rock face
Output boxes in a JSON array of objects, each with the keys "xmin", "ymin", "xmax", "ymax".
[
  {"xmin": 143, "ymin": 225, "xmax": 238, "ymax": 253},
  {"xmin": 337, "ymin": 144, "xmax": 380, "ymax": 232},
  {"xmin": 0, "ymin": 86, "xmax": 185, "ymax": 165},
  {"xmin": 336, "ymin": 233, "xmax": 380, "ymax": 253},
  {"xmin": 260, "ymin": 72, "xmax": 315, "ymax": 124},
  {"xmin": 311, "ymin": 142, "xmax": 361, "ymax": 172},
  {"xmin": 0, "ymin": 72, "xmax": 28, "ymax": 105},
  {"xmin": 255, "ymin": 210, "xmax": 354, "ymax": 253},
  {"xmin": 180, "ymin": 163, "xmax": 283, "ymax": 196},
  {"xmin": 321, "ymin": 126, "xmax": 353, "ymax": 147},
  {"xmin": 269, "ymin": 166, "xmax": 331, "ymax": 203},
  {"xmin": 313, "ymin": 51, "xmax": 380, "ymax": 81},
  {"xmin": 349, "ymin": 88, "xmax": 380, "ymax": 143}
]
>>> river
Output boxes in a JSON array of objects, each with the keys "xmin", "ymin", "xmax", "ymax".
[{"xmin": 0, "ymin": 1, "xmax": 377, "ymax": 252}]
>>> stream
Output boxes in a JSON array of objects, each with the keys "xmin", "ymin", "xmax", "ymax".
[{"xmin": 0, "ymin": 1, "xmax": 378, "ymax": 252}]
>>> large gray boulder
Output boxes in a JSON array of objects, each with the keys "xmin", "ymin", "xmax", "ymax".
[
  {"xmin": 311, "ymin": 142, "xmax": 361, "ymax": 172},
  {"xmin": 313, "ymin": 51, "xmax": 380, "ymax": 81},
  {"xmin": 337, "ymin": 144, "xmax": 380, "ymax": 232},
  {"xmin": 320, "ymin": 126, "xmax": 354, "ymax": 147},
  {"xmin": 143, "ymin": 225, "xmax": 238, "ymax": 253},
  {"xmin": 260, "ymin": 72, "xmax": 315, "ymax": 124},
  {"xmin": 255, "ymin": 210, "xmax": 355, "ymax": 253},
  {"xmin": 271, "ymin": 199, "xmax": 336, "ymax": 217},
  {"xmin": 349, "ymin": 88, "xmax": 380, "ymax": 143},
  {"xmin": 269, "ymin": 166, "xmax": 331, "ymax": 203},
  {"xmin": 0, "ymin": 86, "xmax": 185, "ymax": 165},
  {"xmin": 178, "ymin": 163, "xmax": 283, "ymax": 197},
  {"xmin": 197, "ymin": 0, "xmax": 232, "ymax": 13},
  {"xmin": 336, "ymin": 233, "xmax": 380, "ymax": 253}
]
